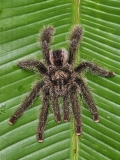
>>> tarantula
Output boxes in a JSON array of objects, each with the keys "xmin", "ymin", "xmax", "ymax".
[{"xmin": 9, "ymin": 25, "xmax": 115, "ymax": 142}]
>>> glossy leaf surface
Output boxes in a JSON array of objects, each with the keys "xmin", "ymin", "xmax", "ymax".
[{"xmin": 0, "ymin": 0, "xmax": 119, "ymax": 160}]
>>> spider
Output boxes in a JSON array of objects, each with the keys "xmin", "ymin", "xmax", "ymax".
[{"xmin": 9, "ymin": 25, "xmax": 115, "ymax": 142}]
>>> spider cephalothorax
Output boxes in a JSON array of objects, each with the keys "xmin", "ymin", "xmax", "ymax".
[{"xmin": 9, "ymin": 25, "xmax": 115, "ymax": 142}]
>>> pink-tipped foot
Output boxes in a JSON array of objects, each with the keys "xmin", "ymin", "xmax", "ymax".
[
  {"xmin": 76, "ymin": 132, "xmax": 82, "ymax": 136},
  {"xmin": 57, "ymin": 120, "xmax": 61, "ymax": 123},
  {"xmin": 109, "ymin": 72, "xmax": 115, "ymax": 77},
  {"xmin": 36, "ymin": 132, "xmax": 44, "ymax": 143},
  {"xmin": 55, "ymin": 114, "xmax": 61, "ymax": 123},
  {"xmin": 38, "ymin": 139, "xmax": 44, "ymax": 143},
  {"xmin": 8, "ymin": 120, "xmax": 13, "ymax": 125},
  {"xmin": 64, "ymin": 119, "xmax": 69, "ymax": 122},
  {"xmin": 8, "ymin": 121, "xmax": 13, "ymax": 125},
  {"xmin": 76, "ymin": 126, "xmax": 82, "ymax": 135},
  {"xmin": 9, "ymin": 116, "xmax": 17, "ymax": 124},
  {"xmin": 64, "ymin": 114, "xmax": 69, "ymax": 122},
  {"xmin": 112, "ymin": 72, "xmax": 115, "ymax": 76},
  {"xmin": 94, "ymin": 119, "xmax": 99, "ymax": 123},
  {"xmin": 93, "ymin": 114, "xmax": 99, "ymax": 123}
]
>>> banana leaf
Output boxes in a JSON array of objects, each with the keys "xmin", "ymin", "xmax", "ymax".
[{"xmin": 0, "ymin": 0, "xmax": 119, "ymax": 160}]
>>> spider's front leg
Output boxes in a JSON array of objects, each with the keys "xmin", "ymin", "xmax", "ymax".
[
  {"xmin": 76, "ymin": 78, "xmax": 99, "ymax": 122},
  {"xmin": 68, "ymin": 25, "xmax": 83, "ymax": 65},
  {"xmin": 40, "ymin": 26, "xmax": 55, "ymax": 65},
  {"xmin": 36, "ymin": 88, "xmax": 49, "ymax": 142},
  {"xmin": 74, "ymin": 61, "xmax": 115, "ymax": 77},
  {"xmin": 70, "ymin": 85, "xmax": 82, "ymax": 135},
  {"xmin": 9, "ymin": 81, "xmax": 44, "ymax": 125},
  {"xmin": 18, "ymin": 60, "xmax": 47, "ymax": 74}
]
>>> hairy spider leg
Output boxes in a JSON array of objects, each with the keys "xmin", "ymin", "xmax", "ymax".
[
  {"xmin": 9, "ymin": 81, "xmax": 44, "ymax": 125},
  {"xmin": 63, "ymin": 94, "xmax": 70, "ymax": 122},
  {"xmin": 74, "ymin": 61, "xmax": 115, "ymax": 77},
  {"xmin": 76, "ymin": 78, "xmax": 99, "ymax": 122},
  {"xmin": 40, "ymin": 26, "xmax": 55, "ymax": 65},
  {"xmin": 68, "ymin": 25, "xmax": 83, "ymax": 64},
  {"xmin": 18, "ymin": 60, "xmax": 47, "ymax": 74},
  {"xmin": 70, "ymin": 85, "xmax": 82, "ymax": 135},
  {"xmin": 37, "ymin": 88, "xmax": 49, "ymax": 142},
  {"xmin": 51, "ymin": 94, "xmax": 61, "ymax": 123}
]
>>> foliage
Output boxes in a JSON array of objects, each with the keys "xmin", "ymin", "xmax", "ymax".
[{"xmin": 0, "ymin": 0, "xmax": 119, "ymax": 160}]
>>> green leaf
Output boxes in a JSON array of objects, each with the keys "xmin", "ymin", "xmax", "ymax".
[
  {"xmin": 79, "ymin": 0, "xmax": 120, "ymax": 160},
  {"xmin": 0, "ymin": 0, "xmax": 119, "ymax": 160}
]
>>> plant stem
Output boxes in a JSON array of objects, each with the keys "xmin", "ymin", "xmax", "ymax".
[{"xmin": 71, "ymin": 1, "xmax": 80, "ymax": 160}]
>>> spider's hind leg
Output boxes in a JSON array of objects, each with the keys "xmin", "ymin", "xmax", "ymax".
[
  {"xmin": 36, "ymin": 88, "xmax": 50, "ymax": 142},
  {"xmin": 63, "ymin": 94, "xmax": 70, "ymax": 122},
  {"xmin": 70, "ymin": 85, "xmax": 82, "ymax": 135},
  {"xmin": 9, "ymin": 81, "xmax": 44, "ymax": 125},
  {"xmin": 76, "ymin": 78, "xmax": 99, "ymax": 122},
  {"xmin": 51, "ymin": 95, "xmax": 61, "ymax": 123}
]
